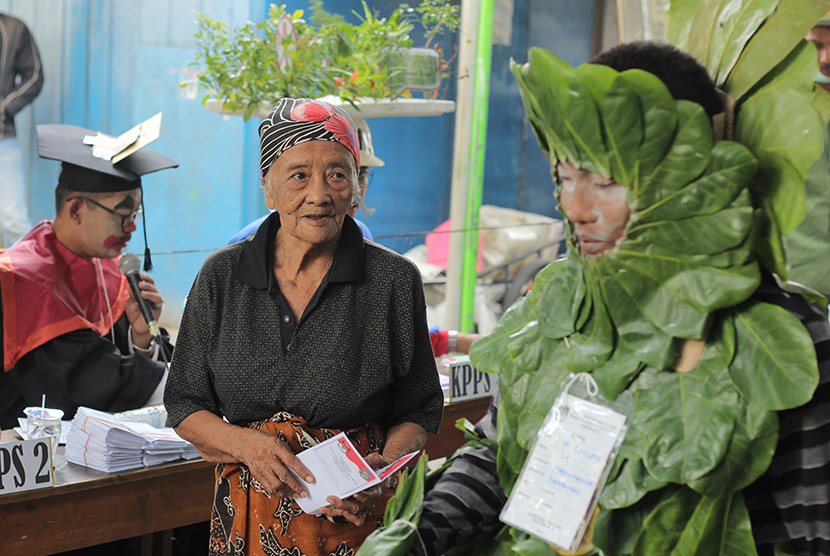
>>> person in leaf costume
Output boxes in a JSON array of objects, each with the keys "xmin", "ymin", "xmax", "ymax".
[{"xmin": 366, "ymin": 42, "xmax": 830, "ymax": 556}]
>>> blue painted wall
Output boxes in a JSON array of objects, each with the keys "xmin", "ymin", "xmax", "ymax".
[{"xmin": 4, "ymin": 0, "xmax": 595, "ymax": 326}]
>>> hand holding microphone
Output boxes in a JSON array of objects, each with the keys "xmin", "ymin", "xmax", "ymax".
[{"xmin": 119, "ymin": 253, "xmax": 163, "ymax": 342}]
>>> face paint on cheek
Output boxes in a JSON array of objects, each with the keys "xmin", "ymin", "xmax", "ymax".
[{"xmin": 103, "ymin": 235, "xmax": 124, "ymax": 251}]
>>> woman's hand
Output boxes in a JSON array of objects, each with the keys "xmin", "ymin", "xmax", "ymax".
[
  {"xmin": 319, "ymin": 452, "xmax": 389, "ymax": 526},
  {"xmin": 237, "ymin": 427, "xmax": 315, "ymax": 498},
  {"xmin": 174, "ymin": 412, "xmax": 316, "ymax": 500},
  {"xmin": 127, "ymin": 272, "xmax": 164, "ymax": 349}
]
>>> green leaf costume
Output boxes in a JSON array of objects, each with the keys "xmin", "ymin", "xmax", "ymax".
[
  {"xmin": 358, "ymin": 2, "xmax": 830, "ymax": 555},
  {"xmin": 463, "ymin": 43, "xmax": 815, "ymax": 554}
]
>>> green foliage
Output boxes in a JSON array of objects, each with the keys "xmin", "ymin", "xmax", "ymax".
[
  {"xmin": 190, "ymin": 1, "xmax": 459, "ymax": 119},
  {"xmin": 729, "ymin": 300, "xmax": 819, "ymax": 409},
  {"xmin": 667, "ymin": 0, "xmax": 830, "ymax": 277},
  {"xmin": 355, "ymin": 455, "xmax": 429, "ymax": 556},
  {"xmin": 468, "ymin": 46, "xmax": 820, "ymax": 556}
]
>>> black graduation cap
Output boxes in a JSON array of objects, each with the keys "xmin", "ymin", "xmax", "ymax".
[{"xmin": 36, "ymin": 115, "xmax": 178, "ymax": 270}]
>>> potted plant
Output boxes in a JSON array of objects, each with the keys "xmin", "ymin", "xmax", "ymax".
[{"xmin": 189, "ymin": 0, "xmax": 460, "ymax": 120}]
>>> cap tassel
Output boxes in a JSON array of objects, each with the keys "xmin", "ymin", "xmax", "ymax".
[{"xmin": 141, "ymin": 196, "xmax": 153, "ymax": 271}]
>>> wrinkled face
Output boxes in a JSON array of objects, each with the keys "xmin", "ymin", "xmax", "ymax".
[
  {"xmin": 71, "ymin": 189, "xmax": 142, "ymax": 258},
  {"xmin": 557, "ymin": 161, "xmax": 631, "ymax": 256},
  {"xmin": 265, "ymin": 140, "xmax": 357, "ymax": 247},
  {"xmin": 806, "ymin": 26, "xmax": 830, "ymax": 90}
]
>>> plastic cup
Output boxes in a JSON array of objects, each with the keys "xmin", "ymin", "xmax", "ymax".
[{"xmin": 24, "ymin": 407, "xmax": 66, "ymax": 470}]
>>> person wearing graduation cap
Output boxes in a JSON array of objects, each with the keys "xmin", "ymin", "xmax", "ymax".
[{"xmin": 0, "ymin": 123, "xmax": 178, "ymax": 430}]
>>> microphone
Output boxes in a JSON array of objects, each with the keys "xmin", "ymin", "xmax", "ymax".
[{"xmin": 119, "ymin": 253, "xmax": 161, "ymax": 339}]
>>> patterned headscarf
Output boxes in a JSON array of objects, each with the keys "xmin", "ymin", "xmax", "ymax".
[{"xmin": 258, "ymin": 98, "xmax": 360, "ymax": 178}]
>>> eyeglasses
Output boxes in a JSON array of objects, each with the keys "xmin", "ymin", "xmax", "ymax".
[
  {"xmin": 68, "ymin": 196, "xmax": 143, "ymax": 229},
  {"xmin": 358, "ymin": 167, "xmax": 374, "ymax": 187}
]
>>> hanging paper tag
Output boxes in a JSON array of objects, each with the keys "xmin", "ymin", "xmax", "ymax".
[{"xmin": 500, "ymin": 374, "xmax": 629, "ymax": 553}]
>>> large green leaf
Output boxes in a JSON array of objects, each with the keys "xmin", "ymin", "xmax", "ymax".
[
  {"xmin": 611, "ymin": 243, "xmax": 758, "ymax": 314},
  {"xmin": 601, "ymin": 458, "xmax": 668, "ymax": 510},
  {"xmin": 667, "ymin": 0, "xmax": 703, "ymax": 49},
  {"xmin": 516, "ymin": 336, "xmax": 570, "ymax": 450},
  {"xmin": 598, "ymin": 74, "xmax": 643, "ymax": 187},
  {"xmin": 514, "ymin": 49, "xmax": 609, "ymax": 173},
  {"xmin": 618, "ymin": 70, "xmax": 679, "ymax": 191},
  {"xmin": 633, "ymin": 366, "xmax": 739, "ymax": 484},
  {"xmin": 470, "ymin": 288, "xmax": 537, "ymax": 374},
  {"xmin": 736, "ymin": 44, "xmax": 823, "ymax": 234},
  {"xmin": 713, "ymin": 0, "xmax": 780, "ymax": 88},
  {"xmin": 724, "ymin": 0, "xmax": 830, "ymax": 102},
  {"xmin": 567, "ymin": 272, "xmax": 614, "ymax": 372},
  {"xmin": 680, "ymin": 0, "xmax": 779, "ymax": 87},
  {"xmin": 637, "ymin": 141, "xmax": 756, "ymax": 222},
  {"xmin": 356, "ymin": 456, "xmax": 430, "ymax": 556},
  {"xmin": 538, "ymin": 257, "xmax": 584, "ymax": 339},
  {"xmin": 783, "ymin": 120, "xmax": 830, "ymax": 298},
  {"xmin": 689, "ymin": 400, "xmax": 778, "ymax": 495},
  {"xmin": 596, "ymin": 268, "xmax": 678, "ymax": 369},
  {"xmin": 631, "ymin": 487, "xmax": 701, "ymax": 554},
  {"xmin": 628, "ymin": 204, "xmax": 754, "ymax": 256},
  {"xmin": 497, "ymin": 385, "xmax": 526, "ymax": 490},
  {"xmin": 574, "ymin": 62, "xmax": 618, "ymax": 175},
  {"xmin": 591, "ymin": 347, "xmax": 644, "ymax": 402},
  {"xmin": 594, "ymin": 486, "xmax": 682, "ymax": 556},
  {"xmin": 729, "ymin": 300, "xmax": 819, "ymax": 410},
  {"xmin": 638, "ymin": 101, "xmax": 713, "ymax": 209},
  {"xmin": 633, "ymin": 489, "xmax": 758, "ymax": 556},
  {"xmin": 597, "ymin": 255, "xmax": 712, "ymax": 339}
]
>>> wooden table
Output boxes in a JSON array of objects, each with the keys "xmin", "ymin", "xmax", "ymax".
[
  {"xmin": 0, "ymin": 397, "xmax": 490, "ymax": 556},
  {"xmin": 0, "ymin": 436, "xmax": 215, "ymax": 556},
  {"xmin": 425, "ymin": 396, "xmax": 492, "ymax": 460}
]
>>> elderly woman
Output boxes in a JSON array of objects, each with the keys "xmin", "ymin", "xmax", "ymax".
[{"xmin": 164, "ymin": 98, "xmax": 443, "ymax": 556}]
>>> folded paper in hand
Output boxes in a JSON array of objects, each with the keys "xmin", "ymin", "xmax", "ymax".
[{"xmin": 289, "ymin": 432, "xmax": 417, "ymax": 514}]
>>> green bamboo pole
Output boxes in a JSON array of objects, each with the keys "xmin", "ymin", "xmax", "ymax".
[{"xmin": 459, "ymin": 0, "xmax": 494, "ymax": 333}]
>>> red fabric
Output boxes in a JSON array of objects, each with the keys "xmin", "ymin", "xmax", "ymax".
[
  {"xmin": 0, "ymin": 221, "xmax": 129, "ymax": 371},
  {"xmin": 430, "ymin": 329, "xmax": 449, "ymax": 357}
]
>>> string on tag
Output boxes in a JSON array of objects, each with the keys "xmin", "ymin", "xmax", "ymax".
[
  {"xmin": 548, "ymin": 373, "xmax": 600, "ymax": 428},
  {"xmin": 563, "ymin": 372, "xmax": 599, "ymax": 398}
]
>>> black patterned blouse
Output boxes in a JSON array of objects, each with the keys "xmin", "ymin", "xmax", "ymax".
[{"xmin": 164, "ymin": 212, "xmax": 443, "ymax": 433}]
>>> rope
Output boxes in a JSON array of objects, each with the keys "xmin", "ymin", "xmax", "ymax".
[{"xmin": 132, "ymin": 220, "xmax": 562, "ymax": 257}]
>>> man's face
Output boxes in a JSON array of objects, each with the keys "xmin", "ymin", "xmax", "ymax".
[
  {"xmin": 806, "ymin": 25, "xmax": 830, "ymax": 92},
  {"xmin": 557, "ymin": 161, "xmax": 631, "ymax": 256},
  {"xmin": 73, "ymin": 189, "xmax": 142, "ymax": 259},
  {"xmin": 264, "ymin": 140, "xmax": 356, "ymax": 247}
]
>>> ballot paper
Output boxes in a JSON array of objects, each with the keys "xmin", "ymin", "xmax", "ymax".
[
  {"xmin": 289, "ymin": 432, "xmax": 417, "ymax": 515},
  {"xmin": 66, "ymin": 407, "xmax": 197, "ymax": 473}
]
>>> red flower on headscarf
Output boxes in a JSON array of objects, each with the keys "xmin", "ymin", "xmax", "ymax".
[
  {"xmin": 290, "ymin": 100, "xmax": 333, "ymax": 122},
  {"xmin": 324, "ymin": 113, "xmax": 360, "ymax": 166}
]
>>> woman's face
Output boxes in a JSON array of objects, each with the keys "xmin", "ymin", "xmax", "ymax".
[
  {"xmin": 557, "ymin": 160, "xmax": 631, "ymax": 255},
  {"xmin": 264, "ymin": 140, "xmax": 357, "ymax": 248}
]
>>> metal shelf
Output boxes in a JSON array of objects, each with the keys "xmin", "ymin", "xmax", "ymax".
[{"xmin": 204, "ymin": 96, "xmax": 456, "ymax": 120}]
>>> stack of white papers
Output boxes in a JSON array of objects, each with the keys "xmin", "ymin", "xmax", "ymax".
[{"xmin": 66, "ymin": 407, "xmax": 198, "ymax": 473}]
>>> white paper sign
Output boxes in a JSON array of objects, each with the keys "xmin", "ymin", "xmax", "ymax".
[
  {"xmin": 289, "ymin": 432, "xmax": 417, "ymax": 514},
  {"xmin": 500, "ymin": 393, "xmax": 627, "ymax": 552},
  {"xmin": 448, "ymin": 355, "xmax": 498, "ymax": 402},
  {"xmin": 0, "ymin": 438, "xmax": 55, "ymax": 495}
]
